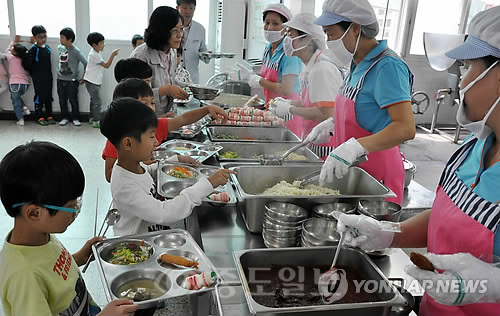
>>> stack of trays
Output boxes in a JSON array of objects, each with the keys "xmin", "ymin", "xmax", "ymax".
[
  {"xmin": 301, "ymin": 217, "xmax": 340, "ymax": 247},
  {"xmin": 262, "ymin": 202, "xmax": 308, "ymax": 248},
  {"xmin": 157, "ymin": 140, "xmax": 223, "ymax": 163},
  {"xmin": 311, "ymin": 202, "xmax": 357, "ymax": 220}
]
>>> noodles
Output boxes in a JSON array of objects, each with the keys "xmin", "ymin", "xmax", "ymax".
[{"xmin": 261, "ymin": 181, "xmax": 340, "ymax": 196}]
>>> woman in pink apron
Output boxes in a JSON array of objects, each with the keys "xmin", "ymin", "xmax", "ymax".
[
  {"xmin": 313, "ymin": 0, "xmax": 415, "ymax": 204},
  {"xmin": 335, "ymin": 6, "xmax": 500, "ymax": 315},
  {"xmin": 241, "ymin": 3, "xmax": 302, "ymax": 135},
  {"xmin": 271, "ymin": 13, "xmax": 344, "ymax": 160}
]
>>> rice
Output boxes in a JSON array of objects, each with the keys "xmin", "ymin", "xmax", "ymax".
[{"xmin": 261, "ymin": 180, "xmax": 340, "ymax": 196}]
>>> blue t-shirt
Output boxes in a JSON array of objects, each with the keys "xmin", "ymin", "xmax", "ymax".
[
  {"xmin": 455, "ymin": 133, "xmax": 500, "ymax": 257},
  {"xmin": 347, "ymin": 40, "xmax": 412, "ymax": 134},
  {"xmin": 263, "ymin": 41, "xmax": 302, "ymax": 95}
]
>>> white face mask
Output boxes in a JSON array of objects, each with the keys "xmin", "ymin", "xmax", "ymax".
[
  {"xmin": 283, "ymin": 34, "xmax": 309, "ymax": 57},
  {"xmin": 264, "ymin": 29, "xmax": 284, "ymax": 43},
  {"xmin": 457, "ymin": 60, "xmax": 500, "ymax": 140},
  {"xmin": 326, "ymin": 24, "xmax": 360, "ymax": 67}
]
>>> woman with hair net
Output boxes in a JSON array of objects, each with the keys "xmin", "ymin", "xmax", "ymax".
[
  {"xmin": 335, "ymin": 6, "xmax": 500, "ymax": 315},
  {"xmin": 270, "ymin": 13, "xmax": 345, "ymax": 159},
  {"xmin": 311, "ymin": 0, "xmax": 416, "ymax": 204}
]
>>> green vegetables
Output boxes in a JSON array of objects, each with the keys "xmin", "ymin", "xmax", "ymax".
[
  {"xmin": 167, "ymin": 166, "xmax": 194, "ymax": 179},
  {"xmin": 110, "ymin": 242, "xmax": 153, "ymax": 265},
  {"xmin": 220, "ymin": 151, "xmax": 240, "ymax": 159},
  {"xmin": 213, "ymin": 133, "xmax": 239, "ymax": 140}
]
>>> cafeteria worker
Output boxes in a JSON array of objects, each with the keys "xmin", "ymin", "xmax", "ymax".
[
  {"xmin": 237, "ymin": 3, "xmax": 303, "ymax": 136},
  {"xmin": 309, "ymin": 0, "xmax": 416, "ymax": 204},
  {"xmin": 336, "ymin": 6, "xmax": 500, "ymax": 316}
]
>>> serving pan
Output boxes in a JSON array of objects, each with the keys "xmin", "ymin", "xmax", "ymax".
[
  {"xmin": 215, "ymin": 142, "xmax": 321, "ymax": 163},
  {"xmin": 157, "ymin": 139, "xmax": 222, "ymax": 163},
  {"xmin": 207, "ymin": 126, "xmax": 300, "ymax": 143}
]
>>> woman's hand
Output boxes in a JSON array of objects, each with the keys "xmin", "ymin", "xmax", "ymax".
[
  {"xmin": 167, "ymin": 85, "xmax": 189, "ymax": 99},
  {"xmin": 73, "ymin": 236, "xmax": 104, "ymax": 266},
  {"xmin": 207, "ymin": 105, "xmax": 229, "ymax": 123},
  {"xmin": 98, "ymin": 299, "xmax": 138, "ymax": 316},
  {"xmin": 208, "ymin": 169, "xmax": 236, "ymax": 188},
  {"xmin": 319, "ymin": 137, "xmax": 368, "ymax": 184},
  {"xmin": 336, "ymin": 213, "xmax": 395, "ymax": 251}
]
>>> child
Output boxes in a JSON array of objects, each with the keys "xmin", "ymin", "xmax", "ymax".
[
  {"xmin": 114, "ymin": 57, "xmax": 152, "ymax": 86},
  {"xmin": 131, "ymin": 34, "xmax": 144, "ymax": 49},
  {"xmin": 102, "ymin": 78, "xmax": 228, "ymax": 182},
  {"xmin": 6, "ymin": 36, "xmax": 31, "ymax": 126},
  {"xmin": 100, "ymin": 98, "xmax": 234, "ymax": 236},
  {"xmin": 57, "ymin": 27, "xmax": 87, "ymax": 126},
  {"xmin": 83, "ymin": 32, "xmax": 119, "ymax": 128},
  {"xmin": 0, "ymin": 141, "xmax": 138, "ymax": 316},
  {"xmin": 29, "ymin": 25, "xmax": 55, "ymax": 126}
]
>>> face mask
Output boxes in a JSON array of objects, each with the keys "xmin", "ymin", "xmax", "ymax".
[
  {"xmin": 326, "ymin": 24, "xmax": 360, "ymax": 67},
  {"xmin": 457, "ymin": 60, "xmax": 499, "ymax": 140},
  {"xmin": 264, "ymin": 29, "xmax": 284, "ymax": 43},
  {"xmin": 283, "ymin": 34, "xmax": 309, "ymax": 57}
]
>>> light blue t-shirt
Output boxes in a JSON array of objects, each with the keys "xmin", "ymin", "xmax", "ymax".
[
  {"xmin": 455, "ymin": 133, "xmax": 500, "ymax": 257},
  {"xmin": 263, "ymin": 41, "xmax": 302, "ymax": 95},
  {"xmin": 347, "ymin": 40, "xmax": 412, "ymax": 134}
]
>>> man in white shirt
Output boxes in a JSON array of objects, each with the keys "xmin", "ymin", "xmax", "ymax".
[{"xmin": 176, "ymin": 0, "xmax": 211, "ymax": 84}]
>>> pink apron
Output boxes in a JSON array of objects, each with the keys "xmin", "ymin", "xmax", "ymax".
[
  {"xmin": 334, "ymin": 50, "xmax": 412, "ymax": 205},
  {"xmin": 261, "ymin": 44, "xmax": 301, "ymax": 136},
  {"xmin": 300, "ymin": 52, "xmax": 339, "ymax": 160},
  {"xmin": 420, "ymin": 137, "xmax": 500, "ymax": 316}
]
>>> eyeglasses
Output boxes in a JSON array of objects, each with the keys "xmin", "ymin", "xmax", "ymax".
[
  {"xmin": 170, "ymin": 27, "xmax": 184, "ymax": 36},
  {"xmin": 12, "ymin": 197, "xmax": 82, "ymax": 217}
]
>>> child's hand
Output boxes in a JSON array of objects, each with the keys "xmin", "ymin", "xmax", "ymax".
[
  {"xmin": 207, "ymin": 105, "xmax": 229, "ymax": 123},
  {"xmin": 111, "ymin": 49, "xmax": 120, "ymax": 57},
  {"xmin": 14, "ymin": 35, "xmax": 22, "ymax": 43},
  {"xmin": 208, "ymin": 169, "xmax": 236, "ymax": 188},
  {"xmin": 178, "ymin": 155, "xmax": 200, "ymax": 166},
  {"xmin": 98, "ymin": 299, "xmax": 138, "ymax": 316},
  {"xmin": 74, "ymin": 236, "xmax": 104, "ymax": 266}
]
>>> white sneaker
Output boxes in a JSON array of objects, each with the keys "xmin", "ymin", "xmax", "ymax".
[
  {"xmin": 59, "ymin": 118, "xmax": 69, "ymax": 126},
  {"xmin": 16, "ymin": 119, "xmax": 24, "ymax": 126},
  {"xmin": 23, "ymin": 107, "xmax": 31, "ymax": 115},
  {"xmin": 72, "ymin": 120, "xmax": 81, "ymax": 126}
]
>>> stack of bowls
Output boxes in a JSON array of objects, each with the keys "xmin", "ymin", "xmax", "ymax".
[
  {"xmin": 357, "ymin": 200, "xmax": 402, "ymax": 222},
  {"xmin": 262, "ymin": 202, "xmax": 308, "ymax": 248},
  {"xmin": 311, "ymin": 202, "xmax": 356, "ymax": 220},
  {"xmin": 301, "ymin": 218, "xmax": 340, "ymax": 247}
]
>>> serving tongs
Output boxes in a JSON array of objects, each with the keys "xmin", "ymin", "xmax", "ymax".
[
  {"xmin": 298, "ymin": 155, "xmax": 369, "ymax": 187},
  {"xmin": 258, "ymin": 141, "xmax": 311, "ymax": 165}
]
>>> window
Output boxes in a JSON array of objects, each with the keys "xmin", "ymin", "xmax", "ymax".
[
  {"xmin": 0, "ymin": 0, "xmax": 9, "ymax": 35},
  {"xmin": 314, "ymin": 0, "xmax": 323, "ymax": 17},
  {"xmin": 153, "ymin": 0, "xmax": 211, "ymax": 35},
  {"xmin": 368, "ymin": 0, "xmax": 403, "ymax": 50},
  {"xmin": 13, "ymin": 0, "xmax": 75, "ymax": 37},
  {"xmin": 466, "ymin": 1, "xmax": 500, "ymax": 30},
  {"xmin": 409, "ymin": 0, "xmax": 466, "ymax": 55},
  {"xmin": 89, "ymin": 0, "xmax": 148, "ymax": 40}
]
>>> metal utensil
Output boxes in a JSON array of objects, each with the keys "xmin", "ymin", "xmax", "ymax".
[
  {"xmin": 318, "ymin": 230, "xmax": 346, "ymax": 300},
  {"xmin": 94, "ymin": 188, "xmax": 99, "ymax": 237},
  {"xmin": 298, "ymin": 155, "xmax": 369, "ymax": 187},
  {"xmin": 258, "ymin": 141, "xmax": 310, "ymax": 165}
]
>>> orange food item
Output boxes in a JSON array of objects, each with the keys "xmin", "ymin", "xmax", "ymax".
[
  {"xmin": 410, "ymin": 252, "xmax": 434, "ymax": 271},
  {"xmin": 161, "ymin": 253, "xmax": 199, "ymax": 268}
]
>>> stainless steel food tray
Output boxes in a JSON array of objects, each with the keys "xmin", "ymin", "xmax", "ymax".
[
  {"xmin": 233, "ymin": 246, "xmax": 406, "ymax": 315},
  {"xmin": 92, "ymin": 229, "xmax": 220, "ymax": 309},
  {"xmin": 157, "ymin": 140, "xmax": 222, "ymax": 163},
  {"xmin": 215, "ymin": 142, "xmax": 321, "ymax": 163},
  {"xmin": 207, "ymin": 126, "xmax": 301, "ymax": 143},
  {"xmin": 224, "ymin": 164, "xmax": 395, "ymax": 233},
  {"xmin": 200, "ymin": 52, "xmax": 236, "ymax": 59},
  {"xmin": 168, "ymin": 116, "xmax": 211, "ymax": 139},
  {"xmin": 157, "ymin": 162, "xmax": 237, "ymax": 205}
]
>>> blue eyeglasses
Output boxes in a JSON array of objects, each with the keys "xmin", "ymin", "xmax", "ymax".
[{"xmin": 12, "ymin": 197, "xmax": 82, "ymax": 216}]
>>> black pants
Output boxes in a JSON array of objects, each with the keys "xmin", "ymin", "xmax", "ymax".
[
  {"xmin": 57, "ymin": 79, "xmax": 80, "ymax": 120},
  {"xmin": 32, "ymin": 74, "xmax": 53, "ymax": 119}
]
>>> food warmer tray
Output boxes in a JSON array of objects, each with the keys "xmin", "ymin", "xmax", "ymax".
[
  {"xmin": 207, "ymin": 126, "xmax": 301, "ymax": 143},
  {"xmin": 157, "ymin": 140, "xmax": 222, "ymax": 163},
  {"xmin": 157, "ymin": 162, "xmax": 237, "ymax": 205},
  {"xmin": 92, "ymin": 229, "xmax": 221, "ymax": 309}
]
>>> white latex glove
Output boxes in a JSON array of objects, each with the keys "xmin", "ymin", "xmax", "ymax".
[
  {"xmin": 248, "ymin": 74, "xmax": 262, "ymax": 88},
  {"xmin": 319, "ymin": 137, "xmax": 368, "ymax": 184},
  {"xmin": 271, "ymin": 99, "xmax": 292, "ymax": 117},
  {"xmin": 236, "ymin": 63, "xmax": 253, "ymax": 80},
  {"xmin": 336, "ymin": 213, "xmax": 395, "ymax": 252},
  {"xmin": 406, "ymin": 253, "xmax": 500, "ymax": 306},
  {"xmin": 305, "ymin": 117, "xmax": 334, "ymax": 144}
]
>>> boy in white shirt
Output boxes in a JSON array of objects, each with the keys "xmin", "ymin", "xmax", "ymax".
[
  {"xmin": 100, "ymin": 98, "xmax": 234, "ymax": 236},
  {"xmin": 84, "ymin": 32, "xmax": 119, "ymax": 128}
]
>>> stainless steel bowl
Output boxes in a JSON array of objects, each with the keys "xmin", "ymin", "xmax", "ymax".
[
  {"xmin": 311, "ymin": 202, "xmax": 356, "ymax": 220},
  {"xmin": 110, "ymin": 269, "xmax": 171, "ymax": 304},
  {"xmin": 263, "ymin": 227, "xmax": 302, "ymax": 238},
  {"xmin": 265, "ymin": 202, "xmax": 308, "ymax": 223},
  {"xmin": 165, "ymin": 142, "xmax": 197, "ymax": 150},
  {"xmin": 153, "ymin": 148, "xmax": 177, "ymax": 160},
  {"xmin": 301, "ymin": 218, "xmax": 340, "ymax": 245},
  {"xmin": 184, "ymin": 150, "xmax": 209, "ymax": 157},
  {"xmin": 263, "ymin": 213, "xmax": 304, "ymax": 227},
  {"xmin": 403, "ymin": 159, "xmax": 416, "ymax": 188},
  {"xmin": 262, "ymin": 233, "xmax": 300, "ymax": 248},
  {"xmin": 161, "ymin": 180, "xmax": 198, "ymax": 198},
  {"xmin": 262, "ymin": 219, "xmax": 302, "ymax": 232},
  {"xmin": 301, "ymin": 230, "xmax": 338, "ymax": 246},
  {"xmin": 161, "ymin": 165, "xmax": 199, "ymax": 179},
  {"xmin": 357, "ymin": 200, "xmax": 402, "ymax": 222},
  {"xmin": 188, "ymin": 86, "xmax": 221, "ymax": 100}
]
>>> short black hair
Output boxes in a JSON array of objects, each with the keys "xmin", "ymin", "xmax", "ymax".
[
  {"xmin": 177, "ymin": 0, "xmax": 196, "ymax": 5},
  {"xmin": 113, "ymin": 78, "xmax": 154, "ymax": 100},
  {"xmin": 12, "ymin": 43, "xmax": 31, "ymax": 72},
  {"xmin": 100, "ymin": 97, "xmax": 158, "ymax": 150},
  {"xmin": 60, "ymin": 27, "xmax": 76, "ymax": 42},
  {"xmin": 144, "ymin": 6, "xmax": 182, "ymax": 50},
  {"xmin": 480, "ymin": 55, "xmax": 500, "ymax": 68},
  {"xmin": 114, "ymin": 58, "xmax": 153, "ymax": 82},
  {"xmin": 132, "ymin": 34, "xmax": 144, "ymax": 46},
  {"xmin": 87, "ymin": 32, "xmax": 105, "ymax": 47},
  {"xmin": 31, "ymin": 25, "xmax": 47, "ymax": 36},
  {"xmin": 336, "ymin": 21, "xmax": 353, "ymax": 32},
  {"xmin": 0, "ymin": 141, "xmax": 85, "ymax": 217},
  {"xmin": 263, "ymin": 11, "xmax": 288, "ymax": 23}
]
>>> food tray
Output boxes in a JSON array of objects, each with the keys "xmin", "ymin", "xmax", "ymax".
[
  {"xmin": 199, "ymin": 52, "xmax": 235, "ymax": 59},
  {"xmin": 207, "ymin": 126, "xmax": 300, "ymax": 143},
  {"xmin": 157, "ymin": 140, "xmax": 222, "ymax": 163},
  {"xmin": 92, "ymin": 229, "xmax": 221, "ymax": 309},
  {"xmin": 233, "ymin": 246, "xmax": 406, "ymax": 315},
  {"xmin": 168, "ymin": 116, "xmax": 211, "ymax": 139},
  {"xmin": 157, "ymin": 162, "xmax": 237, "ymax": 205},
  {"xmin": 201, "ymin": 93, "xmax": 266, "ymax": 110},
  {"xmin": 215, "ymin": 142, "xmax": 321, "ymax": 163}
]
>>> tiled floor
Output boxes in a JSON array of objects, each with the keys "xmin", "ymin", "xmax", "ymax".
[{"xmin": 0, "ymin": 119, "xmax": 461, "ymax": 315}]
